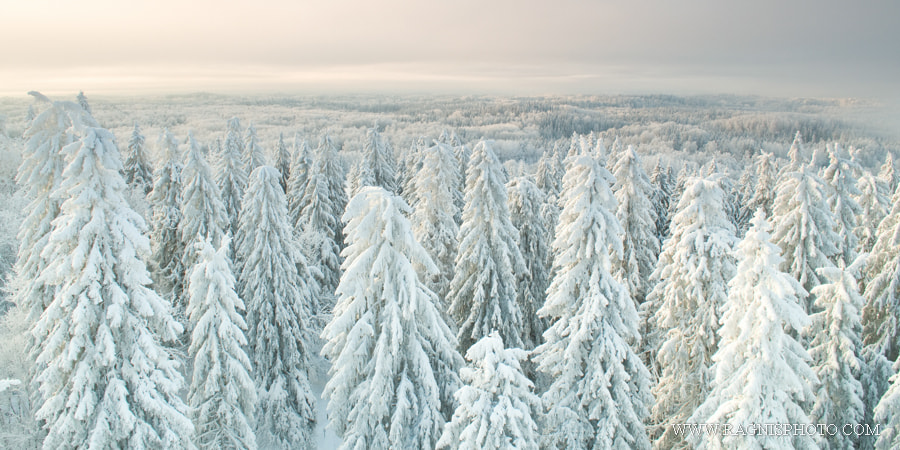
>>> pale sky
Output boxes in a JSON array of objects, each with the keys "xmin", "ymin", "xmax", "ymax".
[{"xmin": 1, "ymin": 0, "xmax": 897, "ymax": 98}]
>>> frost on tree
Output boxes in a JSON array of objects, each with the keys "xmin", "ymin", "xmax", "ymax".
[
  {"xmin": 360, "ymin": 127, "xmax": 398, "ymax": 194},
  {"xmin": 437, "ymin": 332, "xmax": 540, "ymax": 450},
  {"xmin": 179, "ymin": 132, "xmax": 228, "ymax": 276},
  {"xmin": 124, "ymin": 123, "xmax": 153, "ymax": 194},
  {"xmin": 76, "ymin": 90, "xmax": 91, "ymax": 115},
  {"xmin": 275, "ymin": 132, "xmax": 291, "ymax": 192},
  {"xmin": 412, "ymin": 142, "xmax": 461, "ymax": 304},
  {"xmin": 649, "ymin": 159, "xmax": 672, "ymax": 242},
  {"xmin": 645, "ymin": 176, "xmax": 737, "ymax": 448},
  {"xmin": 770, "ymin": 166, "xmax": 840, "ymax": 313},
  {"xmin": 187, "ymin": 237, "xmax": 257, "ymax": 450},
  {"xmin": 242, "ymin": 123, "xmax": 266, "ymax": 175},
  {"xmin": 533, "ymin": 154, "xmax": 652, "ymax": 450},
  {"xmin": 856, "ymin": 172, "xmax": 890, "ymax": 254},
  {"xmin": 875, "ymin": 358, "xmax": 900, "ymax": 449},
  {"xmin": 322, "ymin": 187, "xmax": 463, "ymax": 450},
  {"xmin": 448, "ymin": 140, "xmax": 526, "ymax": 354},
  {"xmin": 744, "ymin": 151, "xmax": 778, "ymax": 219},
  {"xmin": 237, "ymin": 166, "xmax": 317, "ymax": 449},
  {"xmin": 862, "ymin": 185, "xmax": 900, "ymax": 361},
  {"xmin": 149, "ymin": 130, "xmax": 186, "ymax": 306},
  {"xmin": 216, "ymin": 117, "xmax": 248, "ymax": 238},
  {"xmin": 33, "ymin": 126, "xmax": 194, "ymax": 449},
  {"xmin": 688, "ymin": 211, "xmax": 816, "ymax": 450},
  {"xmin": 506, "ymin": 176, "xmax": 550, "ymax": 351},
  {"xmin": 879, "ymin": 153, "xmax": 898, "ymax": 195},
  {"xmin": 823, "ymin": 149, "xmax": 862, "ymax": 266},
  {"xmin": 732, "ymin": 167, "xmax": 756, "ymax": 236},
  {"xmin": 807, "ymin": 265, "xmax": 865, "ymax": 450},
  {"xmin": 287, "ymin": 136, "xmax": 312, "ymax": 228},
  {"xmin": 611, "ymin": 146, "xmax": 659, "ymax": 307}
]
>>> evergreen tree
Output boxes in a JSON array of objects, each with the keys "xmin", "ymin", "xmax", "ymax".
[
  {"xmin": 237, "ymin": 166, "xmax": 317, "ymax": 449},
  {"xmin": 149, "ymin": 130, "xmax": 186, "ymax": 305},
  {"xmin": 646, "ymin": 176, "xmax": 738, "ymax": 448},
  {"xmin": 786, "ymin": 131, "xmax": 806, "ymax": 173},
  {"xmin": 807, "ymin": 265, "xmax": 865, "ymax": 450},
  {"xmin": 856, "ymin": 172, "xmax": 890, "ymax": 254},
  {"xmin": 187, "ymin": 237, "xmax": 256, "ymax": 450},
  {"xmin": 33, "ymin": 126, "xmax": 194, "ymax": 449},
  {"xmin": 770, "ymin": 167, "xmax": 840, "ymax": 312},
  {"xmin": 179, "ymin": 132, "xmax": 228, "ymax": 274},
  {"xmin": 649, "ymin": 159, "xmax": 672, "ymax": 242},
  {"xmin": 323, "ymin": 186, "xmax": 463, "ymax": 450},
  {"xmin": 879, "ymin": 153, "xmax": 898, "ymax": 194},
  {"xmin": 448, "ymin": 140, "xmax": 526, "ymax": 354},
  {"xmin": 533, "ymin": 153, "xmax": 652, "ymax": 450},
  {"xmin": 861, "ymin": 347, "xmax": 894, "ymax": 450},
  {"xmin": 862, "ymin": 186, "xmax": 900, "ymax": 361},
  {"xmin": 287, "ymin": 136, "xmax": 312, "ymax": 229},
  {"xmin": 611, "ymin": 146, "xmax": 659, "ymax": 307},
  {"xmin": 733, "ymin": 167, "xmax": 756, "ymax": 236},
  {"xmin": 76, "ymin": 90, "xmax": 91, "ymax": 115},
  {"xmin": 437, "ymin": 332, "xmax": 540, "ymax": 450},
  {"xmin": 123, "ymin": 123, "xmax": 153, "ymax": 193},
  {"xmin": 242, "ymin": 123, "xmax": 266, "ymax": 175},
  {"xmin": 824, "ymin": 150, "xmax": 862, "ymax": 266},
  {"xmin": 412, "ymin": 142, "xmax": 461, "ymax": 303},
  {"xmin": 217, "ymin": 117, "xmax": 248, "ymax": 238},
  {"xmin": 361, "ymin": 126, "xmax": 398, "ymax": 194},
  {"xmin": 506, "ymin": 176, "xmax": 550, "ymax": 350},
  {"xmin": 689, "ymin": 211, "xmax": 816, "ymax": 450},
  {"xmin": 745, "ymin": 151, "xmax": 778, "ymax": 218},
  {"xmin": 275, "ymin": 132, "xmax": 291, "ymax": 192}
]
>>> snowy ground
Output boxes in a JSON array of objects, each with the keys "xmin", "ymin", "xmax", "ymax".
[{"xmin": 312, "ymin": 381, "xmax": 341, "ymax": 449}]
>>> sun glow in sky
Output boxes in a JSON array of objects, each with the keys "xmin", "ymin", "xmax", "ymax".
[{"xmin": 1, "ymin": 0, "xmax": 898, "ymax": 97}]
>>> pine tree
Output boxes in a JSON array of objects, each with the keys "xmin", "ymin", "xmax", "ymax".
[
  {"xmin": 611, "ymin": 146, "xmax": 659, "ymax": 307},
  {"xmin": 824, "ymin": 149, "xmax": 862, "ymax": 266},
  {"xmin": 437, "ymin": 332, "xmax": 540, "ymax": 450},
  {"xmin": 862, "ymin": 186, "xmax": 900, "ymax": 361},
  {"xmin": 287, "ymin": 136, "xmax": 312, "ymax": 229},
  {"xmin": 322, "ymin": 186, "xmax": 463, "ymax": 450},
  {"xmin": 187, "ymin": 237, "xmax": 257, "ymax": 450},
  {"xmin": 649, "ymin": 159, "xmax": 672, "ymax": 242},
  {"xmin": 242, "ymin": 123, "xmax": 266, "ymax": 175},
  {"xmin": 217, "ymin": 117, "xmax": 248, "ymax": 238},
  {"xmin": 123, "ymin": 123, "xmax": 153, "ymax": 193},
  {"xmin": 179, "ymin": 132, "xmax": 228, "ymax": 275},
  {"xmin": 361, "ymin": 126, "xmax": 398, "ymax": 193},
  {"xmin": 745, "ymin": 151, "xmax": 778, "ymax": 218},
  {"xmin": 275, "ymin": 132, "xmax": 291, "ymax": 192},
  {"xmin": 149, "ymin": 129, "xmax": 186, "ymax": 305},
  {"xmin": 646, "ymin": 176, "xmax": 738, "ymax": 448},
  {"xmin": 533, "ymin": 153, "xmax": 652, "ymax": 450},
  {"xmin": 237, "ymin": 166, "xmax": 317, "ymax": 449},
  {"xmin": 770, "ymin": 166, "xmax": 840, "ymax": 312},
  {"xmin": 412, "ymin": 142, "xmax": 461, "ymax": 303},
  {"xmin": 688, "ymin": 211, "xmax": 816, "ymax": 450},
  {"xmin": 856, "ymin": 172, "xmax": 890, "ymax": 255},
  {"xmin": 807, "ymin": 265, "xmax": 865, "ymax": 450},
  {"xmin": 448, "ymin": 140, "xmax": 526, "ymax": 354},
  {"xmin": 506, "ymin": 176, "xmax": 550, "ymax": 350},
  {"xmin": 33, "ymin": 126, "xmax": 194, "ymax": 449}
]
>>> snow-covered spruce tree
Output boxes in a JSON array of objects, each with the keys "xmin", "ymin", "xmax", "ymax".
[
  {"xmin": 287, "ymin": 136, "xmax": 312, "ymax": 228},
  {"xmin": 242, "ymin": 123, "xmax": 266, "ymax": 176},
  {"xmin": 611, "ymin": 146, "xmax": 659, "ymax": 307},
  {"xmin": 856, "ymin": 172, "xmax": 890, "ymax": 255},
  {"xmin": 275, "ymin": 132, "xmax": 290, "ymax": 192},
  {"xmin": 237, "ymin": 166, "xmax": 317, "ymax": 449},
  {"xmin": 412, "ymin": 142, "xmax": 461, "ymax": 303},
  {"xmin": 876, "ymin": 360, "xmax": 900, "ymax": 449},
  {"xmin": 399, "ymin": 138, "xmax": 426, "ymax": 208},
  {"xmin": 649, "ymin": 159, "xmax": 672, "ymax": 242},
  {"xmin": 535, "ymin": 144, "xmax": 566, "ymax": 242},
  {"xmin": 76, "ymin": 90, "xmax": 91, "ymax": 115},
  {"xmin": 861, "ymin": 346, "xmax": 894, "ymax": 450},
  {"xmin": 506, "ymin": 176, "xmax": 550, "ymax": 350},
  {"xmin": 744, "ymin": 151, "xmax": 778, "ymax": 219},
  {"xmin": 437, "ymin": 331, "xmax": 540, "ymax": 450},
  {"xmin": 123, "ymin": 123, "xmax": 153, "ymax": 194},
  {"xmin": 646, "ymin": 176, "xmax": 738, "ymax": 448},
  {"xmin": 770, "ymin": 167, "xmax": 840, "ymax": 313},
  {"xmin": 533, "ymin": 153, "xmax": 652, "ymax": 450},
  {"xmin": 862, "ymin": 185, "xmax": 900, "ymax": 361},
  {"xmin": 667, "ymin": 162, "xmax": 691, "ymax": 220},
  {"xmin": 346, "ymin": 158, "xmax": 369, "ymax": 197},
  {"xmin": 149, "ymin": 129, "xmax": 186, "ymax": 305},
  {"xmin": 879, "ymin": 153, "xmax": 898, "ymax": 195},
  {"xmin": 785, "ymin": 131, "xmax": 806, "ymax": 173},
  {"xmin": 33, "ymin": 126, "xmax": 194, "ymax": 449},
  {"xmin": 216, "ymin": 117, "xmax": 248, "ymax": 239},
  {"xmin": 688, "ymin": 211, "xmax": 816, "ymax": 450},
  {"xmin": 361, "ymin": 126, "xmax": 398, "ymax": 194},
  {"xmin": 179, "ymin": 132, "xmax": 228, "ymax": 274},
  {"xmin": 452, "ymin": 136, "xmax": 472, "ymax": 222},
  {"xmin": 824, "ymin": 149, "xmax": 862, "ymax": 266},
  {"xmin": 187, "ymin": 237, "xmax": 256, "ymax": 450},
  {"xmin": 448, "ymin": 140, "xmax": 526, "ymax": 354},
  {"xmin": 732, "ymin": 167, "xmax": 756, "ymax": 236},
  {"xmin": 322, "ymin": 186, "xmax": 463, "ymax": 450},
  {"xmin": 806, "ymin": 265, "xmax": 865, "ymax": 450},
  {"xmin": 317, "ymin": 134, "xmax": 348, "ymax": 245}
]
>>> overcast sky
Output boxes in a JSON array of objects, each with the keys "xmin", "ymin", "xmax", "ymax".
[{"xmin": 1, "ymin": 0, "xmax": 897, "ymax": 98}]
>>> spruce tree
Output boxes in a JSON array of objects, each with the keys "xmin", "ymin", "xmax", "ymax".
[
  {"xmin": 862, "ymin": 185, "xmax": 900, "ymax": 361},
  {"xmin": 275, "ymin": 132, "xmax": 291, "ymax": 192},
  {"xmin": 824, "ymin": 149, "xmax": 862, "ymax": 266},
  {"xmin": 879, "ymin": 153, "xmax": 898, "ymax": 194},
  {"xmin": 437, "ymin": 332, "xmax": 540, "ymax": 450},
  {"xmin": 649, "ymin": 159, "xmax": 672, "ymax": 242},
  {"xmin": 76, "ymin": 90, "xmax": 91, "ymax": 115},
  {"xmin": 361, "ymin": 126, "xmax": 398, "ymax": 194},
  {"xmin": 745, "ymin": 151, "xmax": 778, "ymax": 218},
  {"xmin": 689, "ymin": 211, "xmax": 816, "ymax": 450},
  {"xmin": 237, "ymin": 166, "xmax": 317, "ymax": 448},
  {"xmin": 179, "ymin": 132, "xmax": 228, "ymax": 275},
  {"xmin": 33, "ymin": 126, "xmax": 194, "ymax": 449},
  {"xmin": 322, "ymin": 186, "xmax": 462, "ymax": 450},
  {"xmin": 149, "ymin": 130, "xmax": 186, "ymax": 305},
  {"xmin": 217, "ymin": 117, "xmax": 248, "ymax": 239},
  {"xmin": 533, "ymin": 153, "xmax": 652, "ymax": 450},
  {"xmin": 287, "ymin": 136, "xmax": 312, "ymax": 229},
  {"xmin": 646, "ymin": 176, "xmax": 738, "ymax": 448},
  {"xmin": 448, "ymin": 140, "xmax": 526, "ymax": 354},
  {"xmin": 124, "ymin": 123, "xmax": 153, "ymax": 194},
  {"xmin": 187, "ymin": 237, "xmax": 257, "ymax": 450},
  {"xmin": 856, "ymin": 172, "xmax": 890, "ymax": 255},
  {"xmin": 242, "ymin": 123, "xmax": 266, "ymax": 175}
]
